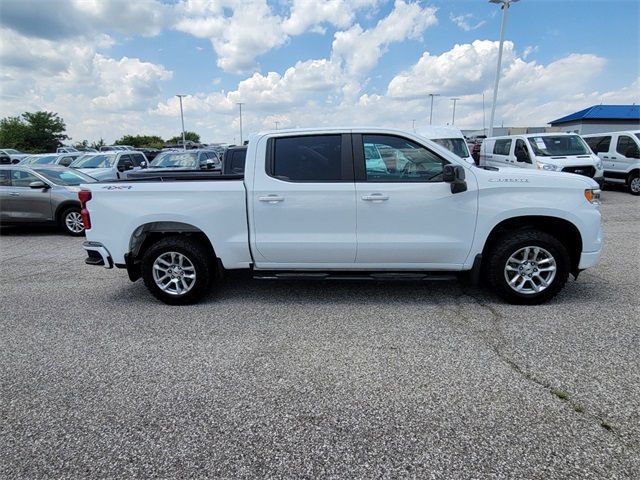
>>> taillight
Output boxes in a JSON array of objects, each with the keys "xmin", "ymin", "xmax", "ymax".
[{"xmin": 78, "ymin": 189, "xmax": 92, "ymax": 230}]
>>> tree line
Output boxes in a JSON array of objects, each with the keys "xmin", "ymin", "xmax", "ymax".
[{"xmin": 0, "ymin": 111, "xmax": 201, "ymax": 153}]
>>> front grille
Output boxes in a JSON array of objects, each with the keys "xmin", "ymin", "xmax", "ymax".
[{"xmin": 562, "ymin": 165, "xmax": 595, "ymax": 178}]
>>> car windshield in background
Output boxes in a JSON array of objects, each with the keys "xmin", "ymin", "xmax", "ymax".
[
  {"xmin": 71, "ymin": 154, "xmax": 116, "ymax": 168},
  {"xmin": 22, "ymin": 155, "xmax": 59, "ymax": 165},
  {"xmin": 5, "ymin": 149, "xmax": 21, "ymax": 154},
  {"xmin": 150, "ymin": 152, "xmax": 199, "ymax": 168},
  {"xmin": 431, "ymin": 138, "xmax": 470, "ymax": 158},
  {"xmin": 527, "ymin": 135, "xmax": 590, "ymax": 157},
  {"xmin": 36, "ymin": 168, "xmax": 96, "ymax": 185}
]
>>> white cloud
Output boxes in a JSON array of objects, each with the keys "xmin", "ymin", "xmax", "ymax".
[
  {"xmin": 449, "ymin": 13, "xmax": 485, "ymax": 32},
  {"xmin": 282, "ymin": 0, "xmax": 379, "ymax": 36},
  {"xmin": 174, "ymin": 0, "xmax": 287, "ymax": 74},
  {"xmin": 331, "ymin": 0, "xmax": 438, "ymax": 77}
]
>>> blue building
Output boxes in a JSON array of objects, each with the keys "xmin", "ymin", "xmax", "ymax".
[{"xmin": 549, "ymin": 105, "xmax": 640, "ymax": 134}]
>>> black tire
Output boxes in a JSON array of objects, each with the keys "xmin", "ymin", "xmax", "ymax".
[
  {"xmin": 627, "ymin": 172, "xmax": 640, "ymax": 196},
  {"xmin": 485, "ymin": 229, "xmax": 570, "ymax": 305},
  {"xmin": 141, "ymin": 236, "xmax": 213, "ymax": 305},
  {"xmin": 59, "ymin": 207, "xmax": 85, "ymax": 236}
]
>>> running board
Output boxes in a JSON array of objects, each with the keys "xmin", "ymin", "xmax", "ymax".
[{"xmin": 253, "ymin": 272, "xmax": 457, "ymax": 281}]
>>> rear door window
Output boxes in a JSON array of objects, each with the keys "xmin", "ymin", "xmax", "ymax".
[
  {"xmin": 269, "ymin": 135, "xmax": 345, "ymax": 182},
  {"xmin": 493, "ymin": 139, "xmax": 512, "ymax": 156},
  {"xmin": 11, "ymin": 170, "xmax": 40, "ymax": 187},
  {"xmin": 617, "ymin": 135, "xmax": 636, "ymax": 156}
]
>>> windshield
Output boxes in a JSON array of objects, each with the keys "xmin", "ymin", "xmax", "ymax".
[
  {"xmin": 150, "ymin": 152, "xmax": 199, "ymax": 168},
  {"xmin": 527, "ymin": 135, "xmax": 590, "ymax": 157},
  {"xmin": 71, "ymin": 154, "xmax": 116, "ymax": 168},
  {"xmin": 431, "ymin": 138, "xmax": 471, "ymax": 158},
  {"xmin": 22, "ymin": 155, "xmax": 59, "ymax": 165},
  {"xmin": 36, "ymin": 168, "xmax": 96, "ymax": 185}
]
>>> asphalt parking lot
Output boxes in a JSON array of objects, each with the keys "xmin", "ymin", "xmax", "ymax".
[{"xmin": 1, "ymin": 189, "xmax": 638, "ymax": 478}]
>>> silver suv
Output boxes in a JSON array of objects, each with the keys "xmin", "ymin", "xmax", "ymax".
[
  {"xmin": 70, "ymin": 151, "xmax": 148, "ymax": 181},
  {"xmin": 0, "ymin": 165, "xmax": 97, "ymax": 235}
]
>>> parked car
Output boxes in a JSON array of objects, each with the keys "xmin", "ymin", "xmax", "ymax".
[
  {"xmin": 99, "ymin": 145, "xmax": 133, "ymax": 152},
  {"xmin": 480, "ymin": 133, "xmax": 604, "ymax": 187},
  {"xmin": 583, "ymin": 130, "xmax": 640, "ymax": 195},
  {"xmin": 56, "ymin": 147, "xmax": 79, "ymax": 153},
  {"xmin": 416, "ymin": 126, "xmax": 475, "ymax": 164},
  {"xmin": 70, "ymin": 151, "xmax": 148, "ymax": 181},
  {"xmin": 20, "ymin": 153, "xmax": 81, "ymax": 167},
  {"xmin": 81, "ymin": 127, "xmax": 602, "ymax": 306},
  {"xmin": 221, "ymin": 145, "xmax": 247, "ymax": 174},
  {"xmin": 134, "ymin": 148, "xmax": 161, "ymax": 162},
  {"xmin": 144, "ymin": 149, "xmax": 220, "ymax": 172},
  {"xmin": 0, "ymin": 165, "xmax": 97, "ymax": 235},
  {"xmin": 0, "ymin": 148, "xmax": 28, "ymax": 164}
]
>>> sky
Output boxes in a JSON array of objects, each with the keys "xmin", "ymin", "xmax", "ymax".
[{"xmin": 0, "ymin": 0, "xmax": 638, "ymax": 145}]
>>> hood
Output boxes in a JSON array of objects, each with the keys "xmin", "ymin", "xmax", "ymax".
[
  {"xmin": 479, "ymin": 165, "xmax": 599, "ymax": 189},
  {"xmin": 533, "ymin": 155, "xmax": 599, "ymax": 168}
]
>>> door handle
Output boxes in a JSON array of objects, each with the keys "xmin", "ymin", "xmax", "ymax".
[
  {"xmin": 361, "ymin": 194, "xmax": 389, "ymax": 202},
  {"xmin": 602, "ymin": 156, "xmax": 609, "ymax": 159},
  {"xmin": 258, "ymin": 194, "xmax": 284, "ymax": 203},
  {"xmin": 9, "ymin": 192, "xmax": 20, "ymax": 196},
  {"xmin": 610, "ymin": 157, "xmax": 617, "ymax": 160}
]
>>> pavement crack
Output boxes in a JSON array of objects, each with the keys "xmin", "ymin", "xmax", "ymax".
[{"xmin": 454, "ymin": 289, "xmax": 619, "ymax": 436}]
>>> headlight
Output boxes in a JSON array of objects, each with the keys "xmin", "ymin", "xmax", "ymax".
[
  {"xmin": 536, "ymin": 162, "xmax": 559, "ymax": 171},
  {"xmin": 584, "ymin": 188, "xmax": 601, "ymax": 205}
]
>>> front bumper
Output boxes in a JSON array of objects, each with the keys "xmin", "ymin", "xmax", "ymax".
[{"xmin": 83, "ymin": 241, "xmax": 113, "ymax": 269}]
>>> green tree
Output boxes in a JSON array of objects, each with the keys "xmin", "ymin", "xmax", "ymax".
[
  {"xmin": 167, "ymin": 131, "xmax": 200, "ymax": 144},
  {"xmin": 91, "ymin": 138, "xmax": 106, "ymax": 150},
  {"xmin": 115, "ymin": 135, "xmax": 165, "ymax": 149},
  {"xmin": 0, "ymin": 116, "xmax": 29, "ymax": 150},
  {"xmin": 0, "ymin": 111, "xmax": 68, "ymax": 153}
]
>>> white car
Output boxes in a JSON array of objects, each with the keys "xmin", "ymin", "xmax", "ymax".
[
  {"xmin": 583, "ymin": 130, "xmax": 640, "ymax": 195},
  {"xmin": 0, "ymin": 148, "xmax": 28, "ymax": 164},
  {"xmin": 70, "ymin": 151, "xmax": 148, "ymax": 181},
  {"xmin": 80, "ymin": 127, "xmax": 602, "ymax": 306},
  {"xmin": 480, "ymin": 133, "xmax": 604, "ymax": 187},
  {"xmin": 416, "ymin": 126, "xmax": 475, "ymax": 164}
]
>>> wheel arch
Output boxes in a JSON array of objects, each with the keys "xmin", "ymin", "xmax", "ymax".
[
  {"xmin": 481, "ymin": 216, "xmax": 583, "ymax": 276},
  {"xmin": 129, "ymin": 221, "xmax": 217, "ymax": 262},
  {"xmin": 54, "ymin": 200, "xmax": 81, "ymax": 223}
]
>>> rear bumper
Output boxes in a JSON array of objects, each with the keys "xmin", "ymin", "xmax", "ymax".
[{"xmin": 83, "ymin": 241, "xmax": 113, "ymax": 269}]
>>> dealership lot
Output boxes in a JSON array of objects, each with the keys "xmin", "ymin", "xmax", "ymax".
[{"xmin": 1, "ymin": 189, "xmax": 638, "ymax": 478}]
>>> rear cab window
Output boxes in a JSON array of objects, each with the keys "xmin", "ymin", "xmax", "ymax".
[{"xmin": 268, "ymin": 134, "xmax": 350, "ymax": 182}]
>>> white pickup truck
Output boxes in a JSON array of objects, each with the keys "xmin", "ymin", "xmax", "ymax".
[{"xmin": 80, "ymin": 128, "xmax": 603, "ymax": 305}]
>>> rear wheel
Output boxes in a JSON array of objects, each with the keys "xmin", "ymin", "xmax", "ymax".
[
  {"xmin": 486, "ymin": 229, "xmax": 570, "ymax": 305},
  {"xmin": 628, "ymin": 172, "xmax": 640, "ymax": 195},
  {"xmin": 141, "ymin": 236, "xmax": 213, "ymax": 305},
  {"xmin": 60, "ymin": 207, "xmax": 85, "ymax": 236}
]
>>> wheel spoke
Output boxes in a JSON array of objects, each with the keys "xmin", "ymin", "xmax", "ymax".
[{"xmin": 504, "ymin": 245, "xmax": 557, "ymax": 296}]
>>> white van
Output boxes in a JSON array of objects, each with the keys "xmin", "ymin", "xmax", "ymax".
[
  {"xmin": 480, "ymin": 133, "xmax": 604, "ymax": 187},
  {"xmin": 582, "ymin": 130, "xmax": 640, "ymax": 195},
  {"xmin": 416, "ymin": 126, "xmax": 474, "ymax": 164}
]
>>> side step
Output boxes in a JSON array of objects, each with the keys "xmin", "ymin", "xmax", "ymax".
[{"xmin": 253, "ymin": 272, "xmax": 457, "ymax": 282}]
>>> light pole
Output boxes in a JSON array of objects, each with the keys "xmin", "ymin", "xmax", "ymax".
[
  {"xmin": 412, "ymin": 119, "xmax": 416, "ymax": 131},
  {"xmin": 428, "ymin": 93, "xmax": 440, "ymax": 125},
  {"xmin": 237, "ymin": 102, "xmax": 244, "ymax": 144},
  {"xmin": 275, "ymin": 121, "xmax": 279, "ymax": 130},
  {"xmin": 450, "ymin": 98, "xmax": 460, "ymax": 125},
  {"xmin": 176, "ymin": 94, "xmax": 187, "ymax": 150},
  {"xmin": 488, "ymin": 0, "xmax": 519, "ymax": 137}
]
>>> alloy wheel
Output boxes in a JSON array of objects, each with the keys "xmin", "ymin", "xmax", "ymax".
[
  {"xmin": 152, "ymin": 251, "xmax": 197, "ymax": 296},
  {"xmin": 65, "ymin": 211, "xmax": 84, "ymax": 233},
  {"xmin": 504, "ymin": 246, "xmax": 557, "ymax": 295}
]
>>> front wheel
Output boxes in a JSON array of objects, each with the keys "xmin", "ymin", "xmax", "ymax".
[
  {"xmin": 628, "ymin": 172, "xmax": 640, "ymax": 195},
  {"xmin": 60, "ymin": 207, "xmax": 85, "ymax": 236},
  {"xmin": 141, "ymin": 236, "xmax": 213, "ymax": 305},
  {"xmin": 486, "ymin": 229, "xmax": 570, "ymax": 305}
]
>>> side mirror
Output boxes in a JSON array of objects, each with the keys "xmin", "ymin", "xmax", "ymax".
[
  {"xmin": 140, "ymin": 161, "xmax": 147, "ymax": 168},
  {"xmin": 626, "ymin": 146, "xmax": 640, "ymax": 159},
  {"xmin": 29, "ymin": 180, "xmax": 49, "ymax": 189},
  {"xmin": 201, "ymin": 159, "xmax": 215, "ymax": 170},
  {"xmin": 443, "ymin": 164, "xmax": 467, "ymax": 194}
]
